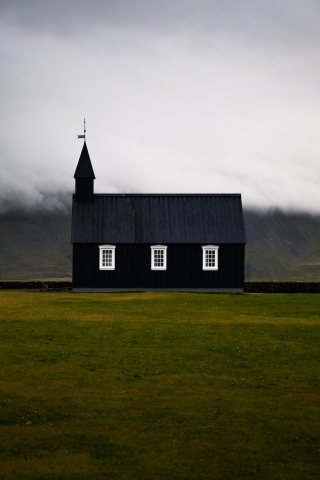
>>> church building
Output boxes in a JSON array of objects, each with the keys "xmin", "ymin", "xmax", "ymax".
[{"xmin": 72, "ymin": 142, "xmax": 246, "ymax": 292}]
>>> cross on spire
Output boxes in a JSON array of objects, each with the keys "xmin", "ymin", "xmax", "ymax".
[{"xmin": 77, "ymin": 118, "xmax": 86, "ymax": 141}]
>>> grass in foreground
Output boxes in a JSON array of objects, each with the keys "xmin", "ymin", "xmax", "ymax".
[{"xmin": 0, "ymin": 291, "xmax": 319, "ymax": 479}]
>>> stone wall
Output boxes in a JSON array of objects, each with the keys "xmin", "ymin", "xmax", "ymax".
[
  {"xmin": 0, "ymin": 281, "xmax": 320, "ymax": 293},
  {"xmin": 244, "ymin": 282, "xmax": 320, "ymax": 293},
  {"xmin": 0, "ymin": 281, "xmax": 72, "ymax": 291}
]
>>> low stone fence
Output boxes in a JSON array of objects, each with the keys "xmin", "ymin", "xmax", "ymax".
[
  {"xmin": 0, "ymin": 281, "xmax": 319, "ymax": 292},
  {"xmin": 0, "ymin": 281, "xmax": 72, "ymax": 291},
  {"xmin": 244, "ymin": 282, "xmax": 320, "ymax": 293}
]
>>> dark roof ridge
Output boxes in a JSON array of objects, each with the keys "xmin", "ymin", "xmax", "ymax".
[
  {"xmin": 91, "ymin": 193, "xmax": 242, "ymax": 197},
  {"xmin": 72, "ymin": 194, "xmax": 246, "ymax": 243}
]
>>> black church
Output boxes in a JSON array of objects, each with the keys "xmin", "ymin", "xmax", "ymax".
[{"xmin": 72, "ymin": 142, "xmax": 246, "ymax": 292}]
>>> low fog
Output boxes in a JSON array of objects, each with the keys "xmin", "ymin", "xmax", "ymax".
[{"xmin": 1, "ymin": 0, "xmax": 320, "ymax": 213}]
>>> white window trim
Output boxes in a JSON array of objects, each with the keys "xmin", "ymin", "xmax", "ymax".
[
  {"xmin": 202, "ymin": 245, "xmax": 219, "ymax": 271},
  {"xmin": 99, "ymin": 245, "xmax": 116, "ymax": 270},
  {"xmin": 150, "ymin": 245, "xmax": 167, "ymax": 270}
]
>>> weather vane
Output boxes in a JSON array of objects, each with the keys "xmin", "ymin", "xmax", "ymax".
[{"xmin": 77, "ymin": 118, "xmax": 86, "ymax": 141}]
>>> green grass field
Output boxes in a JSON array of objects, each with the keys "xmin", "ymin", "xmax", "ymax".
[{"xmin": 0, "ymin": 291, "xmax": 319, "ymax": 479}]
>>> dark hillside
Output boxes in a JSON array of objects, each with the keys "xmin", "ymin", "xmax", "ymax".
[
  {"xmin": 0, "ymin": 210, "xmax": 72, "ymax": 281},
  {"xmin": 0, "ymin": 208, "xmax": 320, "ymax": 281},
  {"xmin": 244, "ymin": 210, "xmax": 320, "ymax": 281}
]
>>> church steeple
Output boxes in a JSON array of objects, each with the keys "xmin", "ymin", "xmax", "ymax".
[{"xmin": 74, "ymin": 142, "xmax": 95, "ymax": 203}]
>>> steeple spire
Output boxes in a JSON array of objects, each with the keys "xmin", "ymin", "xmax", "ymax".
[
  {"xmin": 74, "ymin": 142, "xmax": 95, "ymax": 179},
  {"xmin": 74, "ymin": 141, "xmax": 95, "ymax": 203}
]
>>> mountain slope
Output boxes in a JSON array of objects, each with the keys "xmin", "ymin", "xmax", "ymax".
[
  {"xmin": 0, "ymin": 210, "xmax": 72, "ymax": 281},
  {"xmin": 0, "ymin": 208, "xmax": 320, "ymax": 281},
  {"xmin": 244, "ymin": 210, "xmax": 320, "ymax": 281}
]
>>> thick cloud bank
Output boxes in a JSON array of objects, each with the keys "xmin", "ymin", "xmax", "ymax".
[{"xmin": 1, "ymin": 1, "xmax": 320, "ymax": 212}]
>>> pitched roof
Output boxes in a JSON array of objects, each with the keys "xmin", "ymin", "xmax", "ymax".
[
  {"xmin": 74, "ymin": 142, "xmax": 95, "ymax": 178},
  {"xmin": 72, "ymin": 194, "xmax": 246, "ymax": 244}
]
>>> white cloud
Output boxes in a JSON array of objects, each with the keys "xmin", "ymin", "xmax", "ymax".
[{"xmin": 1, "ymin": 2, "xmax": 320, "ymax": 212}]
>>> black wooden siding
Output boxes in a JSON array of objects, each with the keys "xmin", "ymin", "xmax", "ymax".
[
  {"xmin": 73, "ymin": 243, "xmax": 245, "ymax": 289},
  {"xmin": 75, "ymin": 178, "xmax": 94, "ymax": 203}
]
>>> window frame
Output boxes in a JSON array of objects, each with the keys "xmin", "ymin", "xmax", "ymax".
[
  {"xmin": 99, "ymin": 245, "xmax": 116, "ymax": 270},
  {"xmin": 202, "ymin": 245, "xmax": 219, "ymax": 271},
  {"xmin": 150, "ymin": 245, "xmax": 167, "ymax": 270}
]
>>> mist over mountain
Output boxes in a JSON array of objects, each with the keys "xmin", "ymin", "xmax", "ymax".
[
  {"xmin": 1, "ymin": 1, "xmax": 320, "ymax": 214},
  {"xmin": 0, "ymin": 190, "xmax": 73, "ymax": 215},
  {"xmin": 0, "ymin": 204, "xmax": 319, "ymax": 282}
]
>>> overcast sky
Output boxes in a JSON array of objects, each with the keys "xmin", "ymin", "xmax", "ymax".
[{"xmin": 1, "ymin": 0, "xmax": 320, "ymax": 212}]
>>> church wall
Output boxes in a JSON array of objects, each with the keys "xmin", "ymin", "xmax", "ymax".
[{"xmin": 72, "ymin": 243, "xmax": 245, "ymax": 290}]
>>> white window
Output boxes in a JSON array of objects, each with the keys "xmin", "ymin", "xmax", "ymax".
[
  {"xmin": 151, "ymin": 245, "xmax": 167, "ymax": 270},
  {"xmin": 99, "ymin": 245, "xmax": 116, "ymax": 270},
  {"xmin": 202, "ymin": 245, "xmax": 219, "ymax": 270}
]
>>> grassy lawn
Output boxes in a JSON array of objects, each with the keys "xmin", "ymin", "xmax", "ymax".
[{"xmin": 0, "ymin": 291, "xmax": 319, "ymax": 479}]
